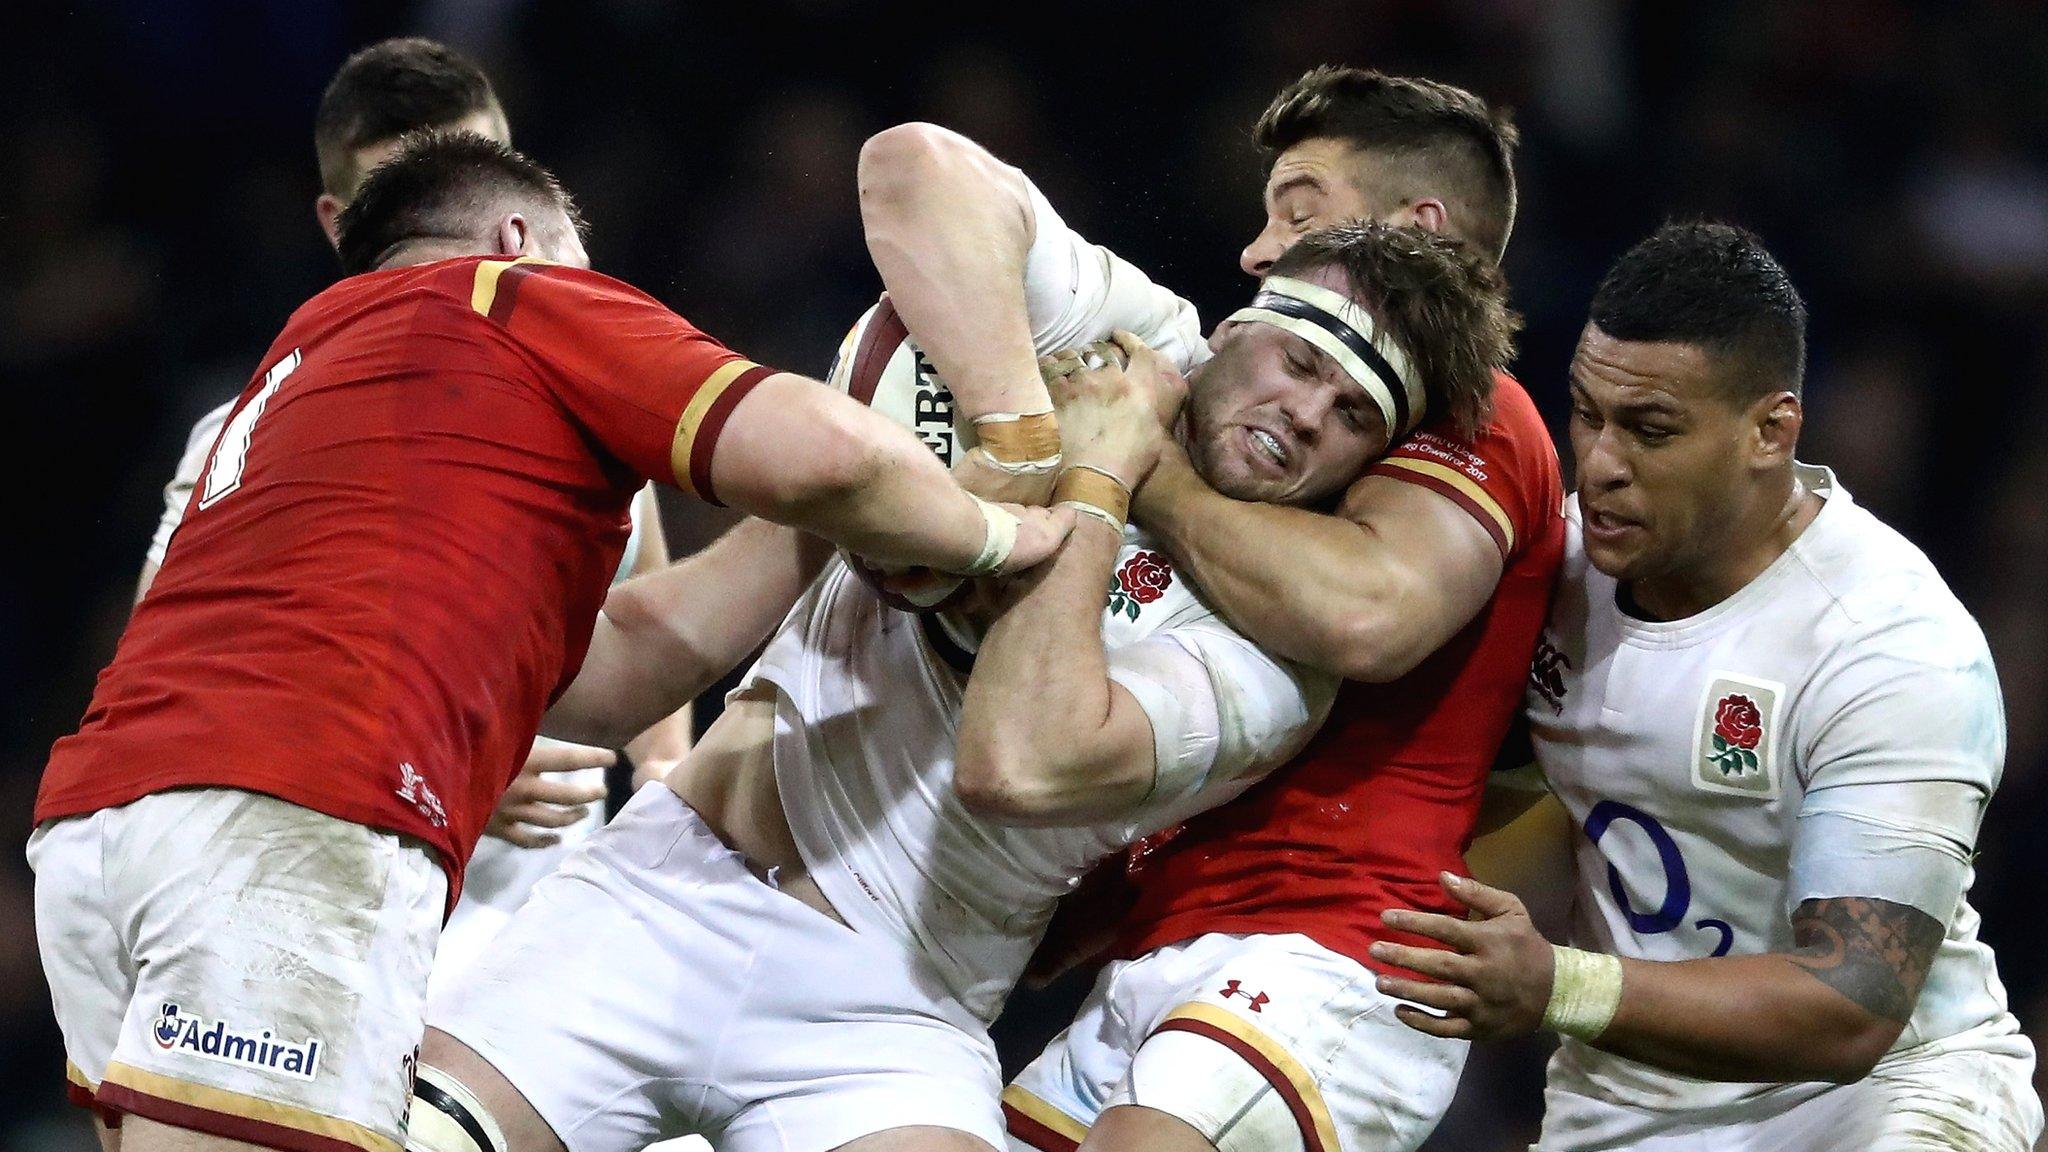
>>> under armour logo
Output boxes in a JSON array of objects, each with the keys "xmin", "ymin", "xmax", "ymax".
[{"xmin": 1218, "ymin": 979, "xmax": 1269, "ymax": 1012}]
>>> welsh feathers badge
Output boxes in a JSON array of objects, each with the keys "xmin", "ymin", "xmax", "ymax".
[{"xmin": 1691, "ymin": 673, "xmax": 1784, "ymax": 798}]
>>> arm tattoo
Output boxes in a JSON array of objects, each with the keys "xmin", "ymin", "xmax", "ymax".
[{"xmin": 1788, "ymin": 896, "xmax": 1945, "ymax": 1023}]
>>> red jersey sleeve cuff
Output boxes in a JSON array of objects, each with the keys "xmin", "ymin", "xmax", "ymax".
[
  {"xmin": 1369, "ymin": 456, "xmax": 1515, "ymax": 558},
  {"xmin": 669, "ymin": 361, "xmax": 777, "ymax": 507}
]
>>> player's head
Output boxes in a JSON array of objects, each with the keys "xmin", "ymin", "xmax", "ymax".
[
  {"xmin": 335, "ymin": 131, "xmax": 587, "ymax": 276},
  {"xmin": 1188, "ymin": 222, "xmax": 1516, "ymax": 507},
  {"xmin": 313, "ymin": 37, "xmax": 510, "ymax": 247},
  {"xmin": 1570, "ymin": 221, "xmax": 1808, "ymax": 585},
  {"xmin": 1242, "ymin": 66, "xmax": 1518, "ymax": 277}
]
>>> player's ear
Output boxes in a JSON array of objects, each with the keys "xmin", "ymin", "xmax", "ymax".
[
  {"xmin": 1751, "ymin": 390, "xmax": 1801, "ymax": 467},
  {"xmin": 315, "ymin": 194, "xmax": 345, "ymax": 251},
  {"xmin": 496, "ymin": 213, "xmax": 532, "ymax": 258},
  {"xmin": 1406, "ymin": 198, "xmax": 1448, "ymax": 235}
]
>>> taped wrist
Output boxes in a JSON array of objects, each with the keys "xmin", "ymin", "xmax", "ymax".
[
  {"xmin": 970, "ymin": 410, "xmax": 1062, "ymax": 475},
  {"xmin": 1052, "ymin": 464, "xmax": 1132, "ymax": 533},
  {"xmin": 406, "ymin": 1064, "xmax": 507, "ymax": 1152},
  {"xmin": 1543, "ymin": 945, "xmax": 1623, "ymax": 1042},
  {"xmin": 960, "ymin": 497, "xmax": 1019, "ymax": 577}
]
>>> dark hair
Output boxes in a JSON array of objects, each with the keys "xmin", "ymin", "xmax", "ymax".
[
  {"xmin": 1255, "ymin": 66, "xmax": 1519, "ymax": 263},
  {"xmin": 314, "ymin": 37, "xmax": 505, "ymax": 197},
  {"xmin": 1589, "ymin": 222, "xmax": 1808, "ymax": 399},
  {"xmin": 334, "ymin": 131, "xmax": 583, "ymax": 276},
  {"xmin": 1269, "ymin": 222, "xmax": 1519, "ymax": 440}
]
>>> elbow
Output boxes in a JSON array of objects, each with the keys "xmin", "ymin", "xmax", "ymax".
[
  {"xmin": 953, "ymin": 740, "xmax": 1068, "ymax": 825},
  {"xmin": 774, "ymin": 401, "xmax": 885, "ymax": 518},
  {"xmin": 1326, "ymin": 610, "xmax": 1429, "ymax": 684},
  {"xmin": 1811, "ymin": 1018, "xmax": 1902, "ymax": 1084},
  {"xmin": 858, "ymin": 122, "xmax": 959, "ymax": 217}
]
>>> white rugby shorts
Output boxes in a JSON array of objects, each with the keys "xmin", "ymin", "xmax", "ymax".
[
  {"xmin": 1005, "ymin": 932, "xmax": 1466, "ymax": 1152},
  {"xmin": 427, "ymin": 783, "xmax": 1007, "ymax": 1152},
  {"xmin": 425, "ymin": 735, "xmax": 607, "ymax": 1003},
  {"xmin": 31, "ymin": 787, "xmax": 446, "ymax": 1152},
  {"xmin": 1535, "ymin": 1016, "xmax": 2042, "ymax": 1152}
]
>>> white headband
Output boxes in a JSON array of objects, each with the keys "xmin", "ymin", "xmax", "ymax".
[{"xmin": 1225, "ymin": 274, "xmax": 1426, "ymax": 437}]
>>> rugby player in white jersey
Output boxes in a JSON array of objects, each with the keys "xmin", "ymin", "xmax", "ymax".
[
  {"xmin": 1373, "ymin": 223, "xmax": 2043, "ymax": 1151},
  {"xmin": 132, "ymin": 38, "xmax": 694, "ymax": 993},
  {"xmin": 401, "ymin": 130, "xmax": 1516, "ymax": 1152}
]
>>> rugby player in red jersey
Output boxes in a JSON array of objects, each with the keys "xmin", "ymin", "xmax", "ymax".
[
  {"xmin": 30, "ymin": 132, "xmax": 1067, "ymax": 1152},
  {"xmin": 128, "ymin": 31, "xmax": 695, "ymax": 1013},
  {"xmin": 997, "ymin": 68, "xmax": 1566, "ymax": 1152}
]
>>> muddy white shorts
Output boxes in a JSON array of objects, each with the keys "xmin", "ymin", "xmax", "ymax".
[
  {"xmin": 30, "ymin": 787, "xmax": 446, "ymax": 1152},
  {"xmin": 1005, "ymin": 932, "xmax": 1466, "ymax": 1152},
  {"xmin": 427, "ymin": 784, "xmax": 1006, "ymax": 1152},
  {"xmin": 1535, "ymin": 1018, "xmax": 2042, "ymax": 1151}
]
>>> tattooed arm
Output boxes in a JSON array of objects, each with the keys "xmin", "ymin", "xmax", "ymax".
[
  {"xmin": 1375, "ymin": 881, "xmax": 1948, "ymax": 1084},
  {"xmin": 1579, "ymin": 895, "xmax": 1943, "ymax": 1082}
]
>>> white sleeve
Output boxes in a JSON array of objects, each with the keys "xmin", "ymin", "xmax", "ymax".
[
  {"xmin": 1106, "ymin": 617, "xmax": 1336, "ymax": 810},
  {"xmin": 146, "ymin": 401, "xmax": 233, "ymax": 567},
  {"xmin": 1020, "ymin": 177, "xmax": 1207, "ymax": 370},
  {"xmin": 1789, "ymin": 625, "xmax": 2004, "ymax": 923}
]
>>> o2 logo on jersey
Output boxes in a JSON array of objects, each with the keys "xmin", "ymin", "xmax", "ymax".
[{"xmin": 1583, "ymin": 801, "xmax": 1734, "ymax": 957}]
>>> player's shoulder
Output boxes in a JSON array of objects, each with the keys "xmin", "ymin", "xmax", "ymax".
[
  {"xmin": 1795, "ymin": 469, "xmax": 1989, "ymax": 669},
  {"xmin": 331, "ymin": 256, "xmax": 673, "ymax": 326},
  {"xmin": 1371, "ymin": 370, "xmax": 1564, "ymax": 558}
]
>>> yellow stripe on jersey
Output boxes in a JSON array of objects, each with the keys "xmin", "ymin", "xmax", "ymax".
[
  {"xmin": 1001, "ymin": 1084, "xmax": 1091, "ymax": 1146},
  {"xmin": 100, "ymin": 1061, "xmax": 400, "ymax": 1152},
  {"xmin": 468, "ymin": 256, "xmax": 552, "ymax": 318},
  {"xmin": 1376, "ymin": 456, "xmax": 1516, "ymax": 552},
  {"xmin": 670, "ymin": 359, "xmax": 767, "ymax": 500}
]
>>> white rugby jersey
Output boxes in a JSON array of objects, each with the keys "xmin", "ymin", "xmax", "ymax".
[
  {"xmin": 1528, "ymin": 465, "xmax": 2029, "ymax": 1144},
  {"xmin": 744, "ymin": 175, "xmax": 1329, "ymax": 1021},
  {"xmin": 750, "ymin": 547, "xmax": 1332, "ymax": 1022}
]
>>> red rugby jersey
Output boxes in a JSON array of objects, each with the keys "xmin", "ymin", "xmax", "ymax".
[
  {"xmin": 37, "ymin": 256, "xmax": 774, "ymax": 901},
  {"xmin": 1110, "ymin": 372, "xmax": 1564, "ymax": 973}
]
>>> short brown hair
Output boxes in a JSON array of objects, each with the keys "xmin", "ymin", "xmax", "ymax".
[
  {"xmin": 335, "ymin": 131, "xmax": 583, "ymax": 276},
  {"xmin": 1256, "ymin": 66, "xmax": 1519, "ymax": 262},
  {"xmin": 314, "ymin": 38, "xmax": 506, "ymax": 198},
  {"xmin": 1269, "ymin": 222, "xmax": 1518, "ymax": 440}
]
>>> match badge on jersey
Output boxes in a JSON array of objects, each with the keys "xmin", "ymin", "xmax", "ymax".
[{"xmin": 1690, "ymin": 674, "xmax": 1785, "ymax": 799}]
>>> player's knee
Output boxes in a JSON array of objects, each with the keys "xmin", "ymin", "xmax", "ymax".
[
  {"xmin": 407, "ymin": 1064, "xmax": 508, "ymax": 1152},
  {"xmin": 1122, "ymin": 1031, "xmax": 1306, "ymax": 1152}
]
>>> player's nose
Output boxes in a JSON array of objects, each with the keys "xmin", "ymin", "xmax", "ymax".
[
  {"xmin": 1241, "ymin": 225, "xmax": 1284, "ymax": 278},
  {"xmin": 1579, "ymin": 432, "xmax": 1631, "ymax": 490}
]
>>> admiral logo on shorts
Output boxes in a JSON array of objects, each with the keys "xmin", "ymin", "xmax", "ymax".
[{"xmin": 151, "ymin": 1002, "xmax": 324, "ymax": 1080}]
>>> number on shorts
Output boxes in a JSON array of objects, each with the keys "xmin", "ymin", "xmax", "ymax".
[{"xmin": 199, "ymin": 348, "xmax": 300, "ymax": 510}]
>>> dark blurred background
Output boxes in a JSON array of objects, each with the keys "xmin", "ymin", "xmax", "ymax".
[{"xmin": 4, "ymin": 1, "xmax": 2044, "ymax": 1148}]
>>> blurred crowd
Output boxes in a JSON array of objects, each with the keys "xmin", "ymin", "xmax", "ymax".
[{"xmin": 5, "ymin": 1, "xmax": 2044, "ymax": 1148}]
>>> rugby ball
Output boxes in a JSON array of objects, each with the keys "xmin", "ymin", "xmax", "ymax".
[{"xmin": 824, "ymin": 296, "xmax": 975, "ymax": 611}]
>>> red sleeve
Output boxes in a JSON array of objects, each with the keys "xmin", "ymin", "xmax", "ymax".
[
  {"xmin": 1366, "ymin": 372, "xmax": 1560, "ymax": 561},
  {"xmin": 470, "ymin": 258, "xmax": 778, "ymax": 505}
]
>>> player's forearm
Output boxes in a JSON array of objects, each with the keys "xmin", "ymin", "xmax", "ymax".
[
  {"xmin": 1594, "ymin": 953, "xmax": 1902, "ymax": 1083},
  {"xmin": 712, "ymin": 373, "xmax": 1025, "ymax": 574},
  {"xmin": 545, "ymin": 519, "xmax": 828, "ymax": 747},
  {"xmin": 1137, "ymin": 454, "xmax": 1406, "ymax": 680},
  {"xmin": 857, "ymin": 122, "xmax": 1047, "ymax": 417},
  {"xmin": 957, "ymin": 519, "xmax": 1149, "ymax": 823}
]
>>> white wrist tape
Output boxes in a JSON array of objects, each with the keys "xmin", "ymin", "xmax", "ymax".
[
  {"xmin": 961, "ymin": 497, "xmax": 1019, "ymax": 577},
  {"xmin": 1543, "ymin": 945, "xmax": 1624, "ymax": 1042}
]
